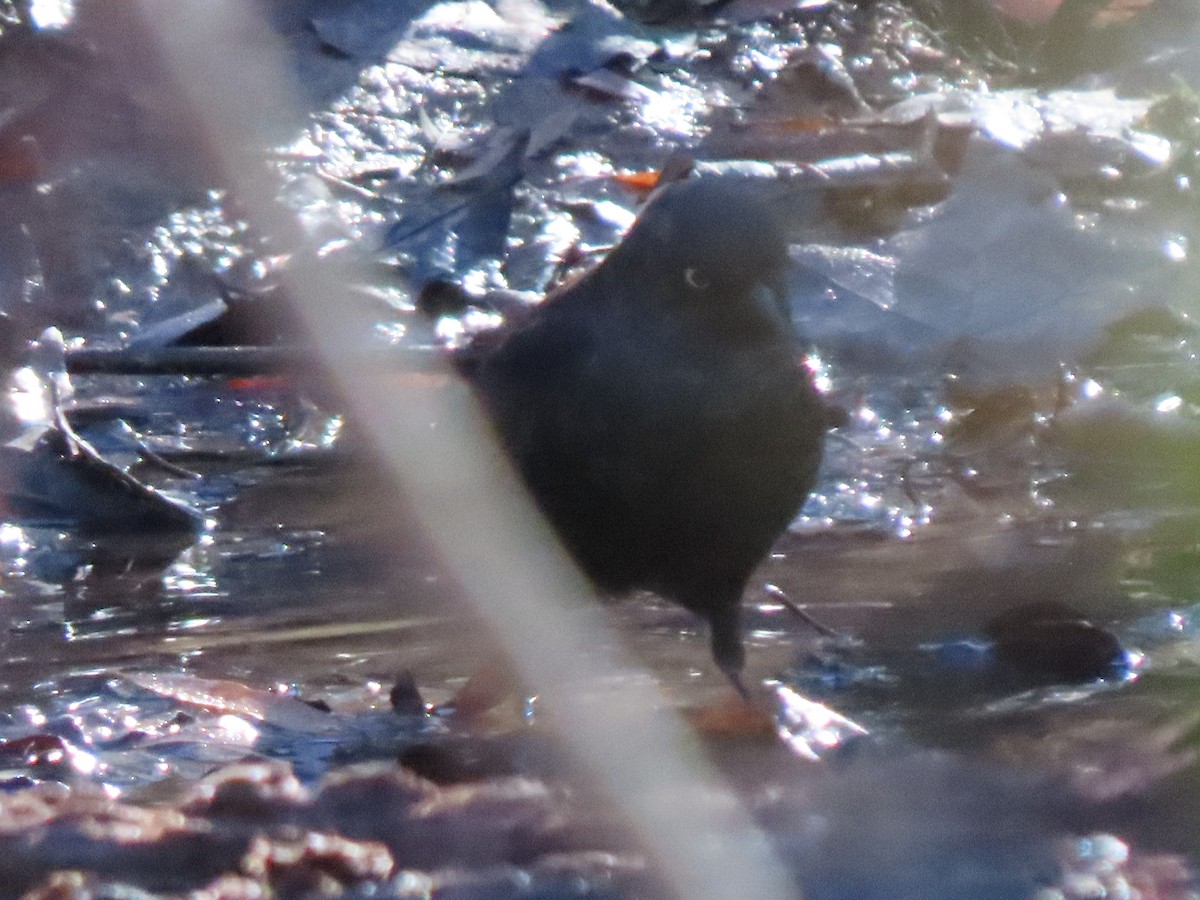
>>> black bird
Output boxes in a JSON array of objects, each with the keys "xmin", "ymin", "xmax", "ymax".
[{"xmin": 460, "ymin": 178, "xmax": 829, "ymax": 691}]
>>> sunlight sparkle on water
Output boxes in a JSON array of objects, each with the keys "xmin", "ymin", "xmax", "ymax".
[
  {"xmin": 215, "ymin": 715, "xmax": 259, "ymax": 744},
  {"xmin": 774, "ymin": 683, "xmax": 868, "ymax": 761},
  {"xmin": 374, "ymin": 322, "xmax": 408, "ymax": 344},
  {"xmin": 29, "ymin": 0, "xmax": 74, "ymax": 29},
  {"xmin": 637, "ymin": 82, "xmax": 708, "ymax": 139},
  {"xmin": 164, "ymin": 578, "xmax": 216, "ymax": 600},
  {"xmin": 588, "ymin": 200, "xmax": 638, "ymax": 231},
  {"xmin": 1120, "ymin": 650, "xmax": 1144, "ymax": 680},
  {"xmin": 539, "ymin": 209, "xmax": 583, "ymax": 257},
  {"xmin": 8, "ymin": 366, "xmax": 52, "ymax": 425},
  {"xmin": 560, "ymin": 151, "xmax": 610, "ymax": 179},
  {"xmin": 1164, "ymin": 235, "xmax": 1188, "ymax": 262},
  {"xmin": 170, "ymin": 618, "xmax": 215, "ymax": 632},
  {"xmin": 163, "ymin": 563, "xmax": 220, "ymax": 598},
  {"xmin": 805, "ymin": 353, "xmax": 833, "ymax": 395},
  {"xmin": 0, "ymin": 523, "xmax": 29, "ymax": 554},
  {"xmin": 1155, "ymin": 394, "xmax": 1183, "ymax": 414}
]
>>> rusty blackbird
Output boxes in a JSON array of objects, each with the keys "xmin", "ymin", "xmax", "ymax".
[{"xmin": 461, "ymin": 178, "xmax": 828, "ymax": 691}]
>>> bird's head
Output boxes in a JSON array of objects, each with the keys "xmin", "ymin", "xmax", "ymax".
[{"xmin": 609, "ymin": 178, "xmax": 793, "ymax": 342}]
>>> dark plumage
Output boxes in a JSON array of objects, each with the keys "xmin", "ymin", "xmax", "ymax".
[{"xmin": 461, "ymin": 178, "xmax": 828, "ymax": 688}]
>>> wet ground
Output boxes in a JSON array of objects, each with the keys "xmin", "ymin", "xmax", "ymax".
[{"xmin": 3, "ymin": 0, "xmax": 1200, "ymax": 898}]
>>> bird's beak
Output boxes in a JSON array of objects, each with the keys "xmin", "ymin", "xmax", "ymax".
[{"xmin": 750, "ymin": 275, "xmax": 794, "ymax": 335}]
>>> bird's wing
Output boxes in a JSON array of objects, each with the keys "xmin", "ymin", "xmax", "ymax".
[
  {"xmin": 468, "ymin": 309, "xmax": 601, "ymax": 450},
  {"xmin": 608, "ymin": 347, "xmax": 822, "ymax": 534}
]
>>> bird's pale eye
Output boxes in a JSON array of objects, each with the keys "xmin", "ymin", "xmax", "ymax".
[{"xmin": 684, "ymin": 267, "xmax": 711, "ymax": 291}]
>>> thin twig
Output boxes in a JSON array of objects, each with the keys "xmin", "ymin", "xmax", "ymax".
[
  {"xmin": 763, "ymin": 582, "xmax": 844, "ymax": 639},
  {"xmin": 65, "ymin": 344, "xmax": 442, "ymax": 377}
]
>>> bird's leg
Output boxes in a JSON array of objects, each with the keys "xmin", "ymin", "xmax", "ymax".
[
  {"xmin": 763, "ymin": 583, "xmax": 844, "ymax": 639},
  {"xmin": 684, "ymin": 607, "xmax": 779, "ymax": 737},
  {"xmin": 708, "ymin": 604, "xmax": 751, "ymax": 700},
  {"xmin": 723, "ymin": 668, "xmax": 752, "ymax": 703}
]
